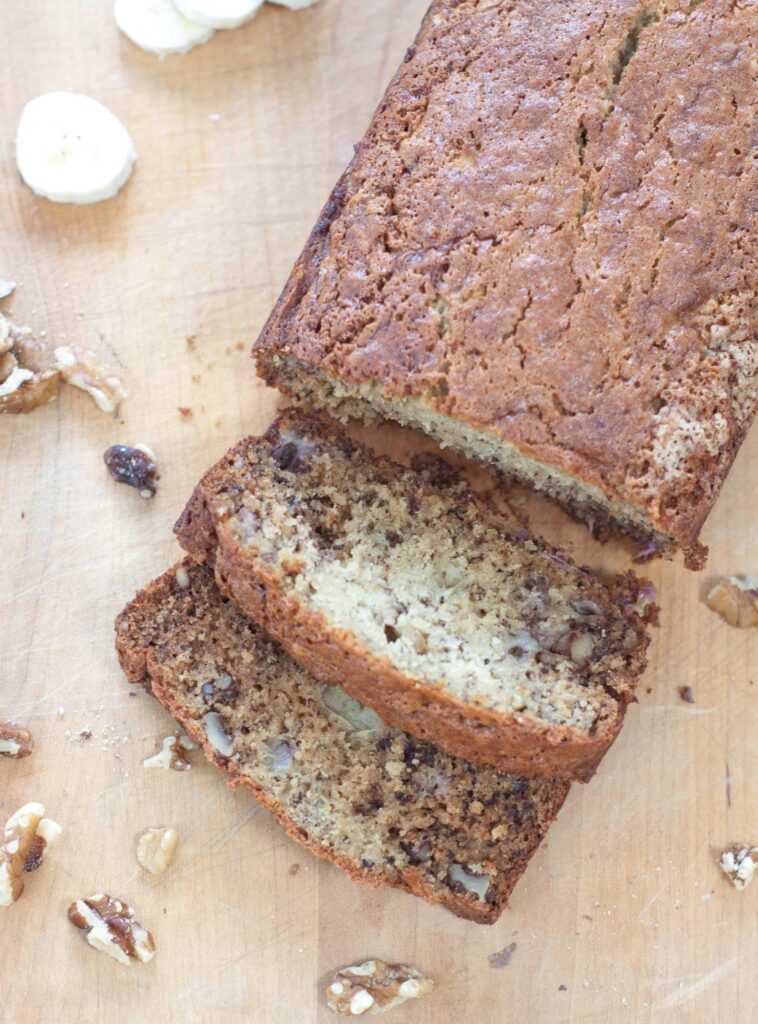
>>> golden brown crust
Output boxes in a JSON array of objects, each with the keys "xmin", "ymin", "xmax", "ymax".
[
  {"xmin": 115, "ymin": 563, "xmax": 570, "ymax": 924},
  {"xmin": 255, "ymin": 0, "xmax": 757, "ymax": 567},
  {"xmin": 174, "ymin": 409, "xmax": 654, "ymax": 782}
]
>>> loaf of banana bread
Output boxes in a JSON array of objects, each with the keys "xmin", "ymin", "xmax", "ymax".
[
  {"xmin": 175, "ymin": 408, "xmax": 656, "ymax": 782},
  {"xmin": 115, "ymin": 560, "xmax": 570, "ymax": 924},
  {"xmin": 255, "ymin": 0, "xmax": 757, "ymax": 569}
]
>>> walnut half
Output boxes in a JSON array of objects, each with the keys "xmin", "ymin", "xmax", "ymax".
[
  {"xmin": 0, "ymin": 803, "xmax": 62, "ymax": 907},
  {"xmin": 68, "ymin": 894, "xmax": 155, "ymax": 965},
  {"xmin": 326, "ymin": 960, "xmax": 434, "ymax": 1016},
  {"xmin": 0, "ymin": 721, "xmax": 34, "ymax": 759},
  {"xmin": 137, "ymin": 827, "xmax": 178, "ymax": 876}
]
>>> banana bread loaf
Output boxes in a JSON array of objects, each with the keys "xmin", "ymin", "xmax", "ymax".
[
  {"xmin": 115, "ymin": 560, "xmax": 570, "ymax": 924},
  {"xmin": 255, "ymin": 0, "xmax": 757, "ymax": 570},
  {"xmin": 175, "ymin": 408, "xmax": 656, "ymax": 782}
]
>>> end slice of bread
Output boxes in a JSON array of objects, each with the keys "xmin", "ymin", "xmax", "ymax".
[
  {"xmin": 115, "ymin": 561, "xmax": 570, "ymax": 924},
  {"xmin": 175, "ymin": 409, "xmax": 656, "ymax": 782}
]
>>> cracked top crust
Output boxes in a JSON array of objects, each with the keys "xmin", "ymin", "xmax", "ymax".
[{"xmin": 256, "ymin": 0, "xmax": 757, "ymax": 563}]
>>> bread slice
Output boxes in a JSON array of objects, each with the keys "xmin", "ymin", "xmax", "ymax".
[
  {"xmin": 254, "ymin": 0, "xmax": 757, "ymax": 570},
  {"xmin": 175, "ymin": 409, "xmax": 656, "ymax": 782},
  {"xmin": 115, "ymin": 560, "xmax": 570, "ymax": 924}
]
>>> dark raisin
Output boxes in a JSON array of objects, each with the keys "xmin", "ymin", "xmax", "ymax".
[
  {"xmin": 104, "ymin": 445, "xmax": 158, "ymax": 497},
  {"xmin": 353, "ymin": 784, "xmax": 384, "ymax": 815},
  {"xmin": 270, "ymin": 435, "xmax": 316, "ymax": 473},
  {"xmin": 399, "ymin": 840, "xmax": 431, "ymax": 864},
  {"xmin": 403, "ymin": 742, "xmax": 435, "ymax": 767},
  {"xmin": 270, "ymin": 440, "xmax": 300, "ymax": 471}
]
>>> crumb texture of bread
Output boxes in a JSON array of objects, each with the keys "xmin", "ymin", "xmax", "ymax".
[
  {"xmin": 174, "ymin": 409, "xmax": 655, "ymax": 781},
  {"xmin": 255, "ymin": 0, "xmax": 757, "ymax": 568},
  {"xmin": 115, "ymin": 561, "xmax": 570, "ymax": 924}
]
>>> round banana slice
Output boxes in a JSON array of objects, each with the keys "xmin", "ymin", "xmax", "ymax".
[
  {"xmin": 114, "ymin": 0, "xmax": 215, "ymax": 56},
  {"xmin": 16, "ymin": 92, "xmax": 137, "ymax": 206},
  {"xmin": 269, "ymin": 0, "xmax": 321, "ymax": 8},
  {"xmin": 174, "ymin": 0, "xmax": 264, "ymax": 30}
]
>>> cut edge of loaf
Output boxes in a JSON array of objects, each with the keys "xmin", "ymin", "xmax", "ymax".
[
  {"xmin": 174, "ymin": 408, "xmax": 656, "ymax": 783},
  {"xmin": 256, "ymin": 351, "xmax": 709, "ymax": 570},
  {"xmin": 115, "ymin": 560, "xmax": 571, "ymax": 924}
]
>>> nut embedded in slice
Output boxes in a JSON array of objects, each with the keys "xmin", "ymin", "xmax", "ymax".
[
  {"xmin": 68, "ymin": 894, "xmax": 155, "ymax": 965},
  {"xmin": 0, "ymin": 803, "xmax": 62, "ymax": 908},
  {"xmin": 0, "ymin": 721, "xmax": 34, "ymax": 759},
  {"xmin": 201, "ymin": 711, "xmax": 233, "ymax": 757},
  {"xmin": 326, "ymin": 960, "xmax": 434, "ymax": 1016},
  {"xmin": 142, "ymin": 733, "xmax": 196, "ymax": 771},
  {"xmin": 137, "ymin": 827, "xmax": 178, "ymax": 876},
  {"xmin": 719, "ymin": 844, "xmax": 758, "ymax": 891},
  {"xmin": 705, "ymin": 577, "xmax": 758, "ymax": 629}
]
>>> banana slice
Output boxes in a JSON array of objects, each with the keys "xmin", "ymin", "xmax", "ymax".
[
  {"xmin": 16, "ymin": 93, "xmax": 136, "ymax": 206},
  {"xmin": 114, "ymin": 0, "xmax": 215, "ymax": 56},
  {"xmin": 174, "ymin": 0, "xmax": 264, "ymax": 30},
  {"xmin": 268, "ymin": 0, "xmax": 321, "ymax": 8}
]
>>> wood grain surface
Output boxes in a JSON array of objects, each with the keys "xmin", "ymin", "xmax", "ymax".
[{"xmin": 0, "ymin": 3, "xmax": 755, "ymax": 1022}]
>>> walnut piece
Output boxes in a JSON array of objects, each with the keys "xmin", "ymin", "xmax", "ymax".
[
  {"xmin": 320, "ymin": 685, "xmax": 386, "ymax": 740},
  {"xmin": 706, "ymin": 577, "xmax": 758, "ymax": 628},
  {"xmin": 0, "ymin": 313, "xmax": 59, "ymax": 414},
  {"xmin": 720, "ymin": 844, "xmax": 758, "ymax": 891},
  {"xmin": 137, "ymin": 827, "xmax": 178, "ymax": 875},
  {"xmin": 54, "ymin": 346, "xmax": 127, "ymax": 413},
  {"xmin": 0, "ymin": 803, "xmax": 62, "ymax": 907},
  {"xmin": 68, "ymin": 894, "xmax": 155, "ymax": 965},
  {"xmin": 326, "ymin": 960, "xmax": 434, "ymax": 1016},
  {"xmin": 104, "ymin": 443, "xmax": 159, "ymax": 498},
  {"xmin": 142, "ymin": 733, "xmax": 196, "ymax": 771},
  {"xmin": 202, "ymin": 712, "xmax": 234, "ymax": 757},
  {"xmin": 0, "ymin": 721, "xmax": 34, "ymax": 759}
]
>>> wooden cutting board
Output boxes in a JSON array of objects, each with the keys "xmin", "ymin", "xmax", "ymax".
[{"xmin": 1, "ymin": 3, "xmax": 755, "ymax": 1022}]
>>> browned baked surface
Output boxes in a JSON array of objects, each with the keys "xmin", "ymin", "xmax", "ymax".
[
  {"xmin": 255, "ymin": 0, "xmax": 757, "ymax": 569},
  {"xmin": 115, "ymin": 560, "xmax": 570, "ymax": 924},
  {"xmin": 174, "ymin": 408, "xmax": 656, "ymax": 782}
]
